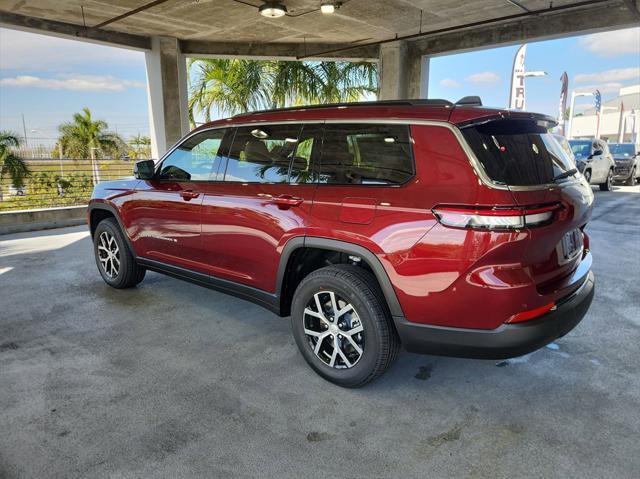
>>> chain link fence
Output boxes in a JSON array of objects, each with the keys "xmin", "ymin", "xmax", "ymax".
[{"xmin": 0, "ymin": 158, "xmax": 138, "ymax": 212}]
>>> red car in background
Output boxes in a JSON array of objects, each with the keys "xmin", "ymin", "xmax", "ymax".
[{"xmin": 88, "ymin": 98, "xmax": 595, "ymax": 387}]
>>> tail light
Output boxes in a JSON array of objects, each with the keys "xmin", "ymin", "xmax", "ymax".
[{"xmin": 432, "ymin": 203, "xmax": 561, "ymax": 230}]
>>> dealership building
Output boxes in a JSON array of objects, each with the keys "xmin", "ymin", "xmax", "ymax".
[{"xmin": 570, "ymin": 84, "xmax": 640, "ymax": 143}]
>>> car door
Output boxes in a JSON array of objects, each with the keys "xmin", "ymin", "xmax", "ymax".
[
  {"xmin": 128, "ymin": 129, "xmax": 226, "ymax": 274},
  {"xmin": 593, "ymin": 140, "xmax": 609, "ymax": 182},
  {"xmin": 199, "ymin": 123, "xmax": 322, "ymax": 293}
]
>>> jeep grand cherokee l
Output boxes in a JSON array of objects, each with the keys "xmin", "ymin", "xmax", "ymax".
[{"xmin": 89, "ymin": 99, "xmax": 595, "ymax": 387}]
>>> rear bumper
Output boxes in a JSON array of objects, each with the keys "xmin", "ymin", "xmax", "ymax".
[{"xmin": 395, "ymin": 270, "xmax": 595, "ymax": 359}]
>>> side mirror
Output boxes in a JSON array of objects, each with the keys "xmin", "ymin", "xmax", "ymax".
[
  {"xmin": 134, "ymin": 160, "xmax": 155, "ymax": 180},
  {"xmin": 592, "ymin": 149, "xmax": 603, "ymax": 157}
]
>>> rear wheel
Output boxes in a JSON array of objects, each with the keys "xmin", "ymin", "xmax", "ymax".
[
  {"xmin": 583, "ymin": 169, "xmax": 592, "ymax": 183},
  {"xmin": 599, "ymin": 169, "xmax": 613, "ymax": 191},
  {"xmin": 290, "ymin": 265, "xmax": 399, "ymax": 388},
  {"xmin": 94, "ymin": 218, "xmax": 145, "ymax": 288},
  {"xmin": 625, "ymin": 167, "xmax": 636, "ymax": 186}
]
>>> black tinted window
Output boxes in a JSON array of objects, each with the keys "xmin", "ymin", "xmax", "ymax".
[
  {"xmin": 158, "ymin": 129, "xmax": 225, "ymax": 181},
  {"xmin": 319, "ymin": 124, "xmax": 414, "ymax": 185},
  {"xmin": 462, "ymin": 119, "xmax": 574, "ymax": 186},
  {"xmin": 223, "ymin": 125, "xmax": 302, "ymax": 183}
]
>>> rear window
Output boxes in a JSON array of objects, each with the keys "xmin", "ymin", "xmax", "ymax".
[
  {"xmin": 609, "ymin": 143, "xmax": 636, "ymax": 157},
  {"xmin": 462, "ymin": 119, "xmax": 574, "ymax": 186}
]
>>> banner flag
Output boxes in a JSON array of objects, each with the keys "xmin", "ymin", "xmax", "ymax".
[
  {"xmin": 558, "ymin": 72, "xmax": 569, "ymax": 136},
  {"xmin": 509, "ymin": 45, "xmax": 527, "ymax": 110},
  {"xmin": 595, "ymin": 89, "xmax": 602, "ymax": 139}
]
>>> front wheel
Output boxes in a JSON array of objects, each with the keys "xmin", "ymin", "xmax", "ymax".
[
  {"xmin": 599, "ymin": 169, "xmax": 613, "ymax": 191},
  {"xmin": 93, "ymin": 218, "xmax": 146, "ymax": 288},
  {"xmin": 583, "ymin": 169, "xmax": 592, "ymax": 184},
  {"xmin": 290, "ymin": 265, "xmax": 400, "ymax": 388}
]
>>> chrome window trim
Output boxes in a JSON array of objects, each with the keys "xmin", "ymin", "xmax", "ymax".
[{"xmin": 159, "ymin": 118, "xmax": 568, "ymax": 192}]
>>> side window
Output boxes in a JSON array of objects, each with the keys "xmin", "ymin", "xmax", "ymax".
[
  {"xmin": 157, "ymin": 129, "xmax": 226, "ymax": 181},
  {"xmin": 290, "ymin": 124, "xmax": 323, "ymax": 184},
  {"xmin": 319, "ymin": 124, "xmax": 414, "ymax": 185},
  {"xmin": 223, "ymin": 124, "xmax": 303, "ymax": 183}
]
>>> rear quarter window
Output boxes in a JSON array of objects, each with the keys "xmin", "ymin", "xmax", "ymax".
[{"xmin": 319, "ymin": 124, "xmax": 414, "ymax": 185}]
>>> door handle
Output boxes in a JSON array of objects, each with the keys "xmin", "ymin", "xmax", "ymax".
[
  {"xmin": 180, "ymin": 190, "xmax": 200, "ymax": 201},
  {"xmin": 270, "ymin": 194, "xmax": 303, "ymax": 208}
]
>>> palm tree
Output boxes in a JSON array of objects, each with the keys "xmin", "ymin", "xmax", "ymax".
[
  {"xmin": 128, "ymin": 134, "xmax": 152, "ymax": 159},
  {"xmin": 58, "ymin": 107, "xmax": 125, "ymax": 184},
  {"xmin": 0, "ymin": 131, "xmax": 30, "ymax": 202},
  {"xmin": 188, "ymin": 59, "xmax": 378, "ymax": 123},
  {"xmin": 58, "ymin": 108, "xmax": 124, "ymax": 159}
]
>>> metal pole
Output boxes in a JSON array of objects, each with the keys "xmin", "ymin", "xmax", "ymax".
[
  {"xmin": 58, "ymin": 142, "xmax": 64, "ymax": 176},
  {"xmin": 90, "ymin": 147, "xmax": 98, "ymax": 185},
  {"xmin": 21, "ymin": 114, "xmax": 28, "ymax": 147}
]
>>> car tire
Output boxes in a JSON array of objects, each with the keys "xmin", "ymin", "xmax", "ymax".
[
  {"xmin": 290, "ymin": 264, "xmax": 400, "ymax": 388},
  {"xmin": 599, "ymin": 169, "xmax": 613, "ymax": 191},
  {"xmin": 94, "ymin": 217, "xmax": 146, "ymax": 289},
  {"xmin": 625, "ymin": 167, "xmax": 636, "ymax": 186},
  {"xmin": 583, "ymin": 169, "xmax": 591, "ymax": 183}
]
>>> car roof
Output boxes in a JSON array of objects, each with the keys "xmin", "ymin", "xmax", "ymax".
[{"xmin": 195, "ymin": 100, "xmax": 556, "ymax": 132}]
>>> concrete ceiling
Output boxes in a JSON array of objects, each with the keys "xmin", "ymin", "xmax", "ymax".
[{"xmin": 0, "ymin": 0, "xmax": 638, "ymax": 58}]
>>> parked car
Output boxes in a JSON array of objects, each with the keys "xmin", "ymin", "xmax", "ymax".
[
  {"xmin": 609, "ymin": 143, "xmax": 639, "ymax": 185},
  {"xmin": 89, "ymin": 99, "xmax": 595, "ymax": 387},
  {"xmin": 8, "ymin": 185, "xmax": 27, "ymax": 196},
  {"xmin": 569, "ymin": 138, "xmax": 615, "ymax": 190}
]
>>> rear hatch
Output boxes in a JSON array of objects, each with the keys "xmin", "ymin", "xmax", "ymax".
[{"xmin": 459, "ymin": 116, "xmax": 594, "ymax": 298}]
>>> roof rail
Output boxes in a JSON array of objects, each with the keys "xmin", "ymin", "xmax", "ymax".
[
  {"xmin": 235, "ymin": 99, "xmax": 454, "ymax": 116},
  {"xmin": 455, "ymin": 96, "xmax": 483, "ymax": 106}
]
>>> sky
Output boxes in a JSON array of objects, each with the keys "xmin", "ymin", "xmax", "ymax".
[{"xmin": 0, "ymin": 26, "xmax": 639, "ymax": 148}]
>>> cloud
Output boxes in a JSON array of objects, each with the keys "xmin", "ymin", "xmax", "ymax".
[
  {"xmin": 466, "ymin": 71, "xmax": 500, "ymax": 85},
  {"xmin": 439, "ymin": 78, "xmax": 462, "ymax": 88},
  {"xmin": 579, "ymin": 27, "xmax": 640, "ymax": 57},
  {"xmin": 0, "ymin": 74, "xmax": 145, "ymax": 92},
  {"xmin": 574, "ymin": 67, "xmax": 640, "ymax": 83},
  {"xmin": 0, "ymin": 28, "xmax": 143, "ymax": 71},
  {"xmin": 573, "ymin": 82, "xmax": 624, "ymax": 94}
]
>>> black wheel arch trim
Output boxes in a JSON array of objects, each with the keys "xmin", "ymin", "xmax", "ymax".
[
  {"xmin": 88, "ymin": 202, "xmax": 136, "ymax": 258},
  {"xmin": 276, "ymin": 236, "xmax": 404, "ymax": 317}
]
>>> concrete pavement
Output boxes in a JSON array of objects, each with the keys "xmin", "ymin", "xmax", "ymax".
[{"xmin": 1, "ymin": 186, "xmax": 639, "ymax": 479}]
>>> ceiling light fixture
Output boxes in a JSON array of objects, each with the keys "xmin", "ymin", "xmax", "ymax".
[
  {"xmin": 320, "ymin": 2, "xmax": 335, "ymax": 14},
  {"xmin": 259, "ymin": 1, "xmax": 287, "ymax": 18},
  {"xmin": 320, "ymin": 1, "xmax": 341, "ymax": 14}
]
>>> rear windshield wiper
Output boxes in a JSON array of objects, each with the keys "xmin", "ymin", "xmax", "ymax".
[{"xmin": 553, "ymin": 168, "xmax": 578, "ymax": 182}]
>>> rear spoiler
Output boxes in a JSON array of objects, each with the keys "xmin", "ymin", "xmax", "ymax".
[
  {"xmin": 455, "ymin": 96, "xmax": 483, "ymax": 106},
  {"xmin": 456, "ymin": 111, "xmax": 558, "ymax": 130}
]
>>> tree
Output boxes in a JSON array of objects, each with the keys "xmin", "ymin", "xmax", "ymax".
[
  {"xmin": 0, "ymin": 131, "xmax": 30, "ymax": 202},
  {"xmin": 58, "ymin": 107, "xmax": 124, "ymax": 159},
  {"xmin": 128, "ymin": 134, "xmax": 152, "ymax": 159},
  {"xmin": 188, "ymin": 59, "xmax": 378, "ymax": 123}
]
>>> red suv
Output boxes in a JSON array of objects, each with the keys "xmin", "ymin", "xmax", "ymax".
[{"xmin": 89, "ymin": 99, "xmax": 595, "ymax": 387}]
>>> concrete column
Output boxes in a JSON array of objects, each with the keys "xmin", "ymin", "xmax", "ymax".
[
  {"xmin": 378, "ymin": 41, "xmax": 429, "ymax": 100},
  {"xmin": 145, "ymin": 36, "xmax": 189, "ymax": 159}
]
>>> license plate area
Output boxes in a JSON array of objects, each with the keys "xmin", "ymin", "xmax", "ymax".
[{"xmin": 557, "ymin": 228, "xmax": 584, "ymax": 265}]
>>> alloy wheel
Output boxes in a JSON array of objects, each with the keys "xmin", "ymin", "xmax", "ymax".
[
  {"xmin": 303, "ymin": 291, "xmax": 364, "ymax": 369},
  {"xmin": 97, "ymin": 231, "xmax": 120, "ymax": 279}
]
